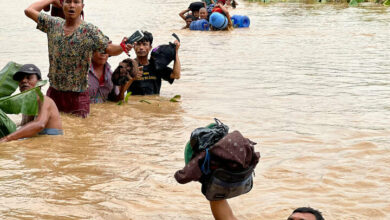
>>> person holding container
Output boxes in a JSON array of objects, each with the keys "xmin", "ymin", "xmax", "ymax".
[{"xmin": 24, "ymin": 0, "xmax": 133, "ymax": 118}]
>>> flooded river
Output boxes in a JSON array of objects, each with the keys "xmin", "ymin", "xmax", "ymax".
[{"xmin": 0, "ymin": 0, "xmax": 389, "ymax": 219}]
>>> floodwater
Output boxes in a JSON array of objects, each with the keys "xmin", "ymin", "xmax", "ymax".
[{"xmin": 0, "ymin": 0, "xmax": 390, "ymax": 219}]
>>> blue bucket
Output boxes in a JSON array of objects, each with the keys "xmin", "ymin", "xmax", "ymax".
[
  {"xmin": 190, "ymin": 19, "xmax": 210, "ymax": 31},
  {"xmin": 231, "ymin": 15, "xmax": 250, "ymax": 28},
  {"xmin": 209, "ymin": 12, "xmax": 228, "ymax": 30}
]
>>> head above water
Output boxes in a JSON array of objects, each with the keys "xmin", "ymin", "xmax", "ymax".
[
  {"xmin": 287, "ymin": 207, "xmax": 324, "ymax": 220},
  {"xmin": 134, "ymin": 31, "xmax": 153, "ymax": 58},
  {"xmin": 62, "ymin": 0, "xmax": 85, "ymax": 20},
  {"xmin": 13, "ymin": 64, "xmax": 42, "ymax": 92},
  {"xmin": 192, "ymin": 10, "xmax": 200, "ymax": 18},
  {"xmin": 199, "ymin": 7, "xmax": 208, "ymax": 19},
  {"xmin": 185, "ymin": 15, "xmax": 196, "ymax": 28}
]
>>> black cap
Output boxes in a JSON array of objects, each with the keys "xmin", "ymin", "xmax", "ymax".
[{"xmin": 13, "ymin": 64, "xmax": 42, "ymax": 81}]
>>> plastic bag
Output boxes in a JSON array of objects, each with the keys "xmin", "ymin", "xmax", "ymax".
[
  {"xmin": 151, "ymin": 33, "xmax": 180, "ymax": 71},
  {"xmin": 190, "ymin": 118, "xmax": 229, "ymax": 153}
]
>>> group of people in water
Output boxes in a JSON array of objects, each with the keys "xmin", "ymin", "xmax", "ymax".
[
  {"xmin": 180, "ymin": 0, "xmax": 234, "ymax": 30},
  {"xmin": 0, "ymin": 0, "xmax": 325, "ymax": 219}
]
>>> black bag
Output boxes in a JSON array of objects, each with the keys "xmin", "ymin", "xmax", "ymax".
[
  {"xmin": 190, "ymin": 118, "xmax": 229, "ymax": 153},
  {"xmin": 151, "ymin": 33, "xmax": 180, "ymax": 71},
  {"xmin": 189, "ymin": 2, "xmax": 204, "ymax": 12},
  {"xmin": 201, "ymin": 166, "xmax": 254, "ymax": 201}
]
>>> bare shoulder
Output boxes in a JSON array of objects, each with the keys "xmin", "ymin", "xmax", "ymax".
[{"xmin": 42, "ymin": 95, "xmax": 57, "ymax": 110}]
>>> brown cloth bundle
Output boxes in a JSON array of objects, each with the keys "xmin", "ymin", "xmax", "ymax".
[{"xmin": 175, "ymin": 131, "xmax": 260, "ymax": 184}]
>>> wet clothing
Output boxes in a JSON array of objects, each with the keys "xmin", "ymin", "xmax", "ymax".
[
  {"xmin": 175, "ymin": 131, "xmax": 260, "ymax": 184},
  {"xmin": 127, "ymin": 61, "xmax": 174, "ymax": 95},
  {"xmin": 39, "ymin": 128, "xmax": 64, "ymax": 135},
  {"xmin": 37, "ymin": 12, "xmax": 109, "ymax": 92},
  {"xmin": 47, "ymin": 87, "xmax": 90, "ymax": 118},
  {"xmin": 88, "ymin": 63, "xmax": 114, "ymax": 103}
]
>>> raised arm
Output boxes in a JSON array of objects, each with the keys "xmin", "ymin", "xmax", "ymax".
[
  {"xmin": 170, "ymin": 40, "xmax": 181, "ymax": 79},
  {"xmin": 210, "ymin": 200, "xmax": 238, "ymax": 220},
  {"xmin": 105, "ymin": 38, "xmax": 133, "ymax": 57},
  {"xmin": 24, "ymin": 0, "xmax": 61, "ymax": 23},
  {"xmin": 179, "ymin": 8, "xmax": 190, "ymax": 21},
  {"xmin": 0, "ymin": 97, "xmax": 52, "ymax": 142}
]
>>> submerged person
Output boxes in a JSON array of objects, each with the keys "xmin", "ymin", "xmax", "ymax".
[
  {"xmin": 88, "ymin": 50, "xmax": 140, "ymax": 103},
  {"xmin": 182, "ymin": 14, "xmax": 196, "ymax": 29},
  {"xmin": 24, "ymin": 0, "xmax": 133, "ymax": 118},
  {"xmin": 179, "ymin": 8, "xmax": 199, "ymax": 24},
  {"xmin": 210, "ymin": 1, "xmax": 233, "ymax": 31},
  {"xmin": 210, "ymin": 201, "xmax": 325, "ymax": 220},
  {"xmin": 0, "ymin": 64, "xmax": 63, "ymax": 142},
  {"xmin": 199, "ymin": 7, "xmax": 208, "ymax": 20},
  {"xmin": 127, "ymin": 31, "xmax": 181, "ymax": 95}
]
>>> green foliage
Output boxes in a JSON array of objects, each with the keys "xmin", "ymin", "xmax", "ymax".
[
  {"xmin": 124, "ymin": 92, "xmax": 132, "ymax": 103},
  {"xmin": 117, "ymin": 92, "xmax": 132, "ymax": 105},
  {"xmin": 384, "ymin": 0, "xmax": 390, "ymax": 5},
  {"xmin": 0, "ymin": 61, "xmax": 22, "ymax": 98},
  {"xmin": 349, "ymin": 0, "xmax": 365, "ymax": 6},
  {"xmin": 170, "ymin": 94, "xmax": 181, "ymax": 102},
  {"xmin": 0, "ymin": 109, "xmax": 16, "ymax": 138},
  {"xmin": 0, "ymin": 80, "xmax": 47, "ymax": 116}
]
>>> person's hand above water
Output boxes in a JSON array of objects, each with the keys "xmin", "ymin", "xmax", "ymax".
[
  {"xmin": 52, "ymin": 0, "xmax": 63, "ymax": 8},
  {"xmin": 120, "ymin": 37, "xmax": 134, "ymax": 55},
  {"xmin": 135, "ymin": 65, "xmax": 143, "ymax": 80},
  {"xmin": 174, "ymin": 40, "xmax": 181, "ymax": 52}
]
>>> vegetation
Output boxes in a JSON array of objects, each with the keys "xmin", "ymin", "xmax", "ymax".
[{"xmin": 0, "ymin": 62, "xmax": 45, "ymax": 138}]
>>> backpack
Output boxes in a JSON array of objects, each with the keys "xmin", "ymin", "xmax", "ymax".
[
  {"xmin": 201, "ymin": 164, "xmax": 254, "ymax": 201},
  {"xmin": 151, "ymin": 33, "xmax": 180, "ymax": 71}
]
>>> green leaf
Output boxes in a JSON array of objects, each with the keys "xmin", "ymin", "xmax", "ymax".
[
  {"xmin": 0, "ymin": 62, "xmax": 22, "ymax": 98},
  {"xmin": 384, "ymin": 0, "xmax": 390, "ymax": 6},
  {"xmin": 172, "ymin": 95, "xmax": 181, "ymax": 99},
  {"xmin": 349, "ymin": 0, "xmax": 358, "ymax": 6},
  {"xmin": 117, "ymin": 100, "xmax": 123, "ymax": 105},
  {"xmin": 170, "ymin": 94, "xmax": 181, "ymax": 102},
  {"xmin": 0, "ymin": 109, "xmax": 16, "ymax": 138},
  {"xmin": 0, "ymin": 80, "xmax": 47, "ymax": 116},
  {"xmin": 124, "ymin": 92, "xmax": 132, "ymax": 103},
  {"xmin": 139, "ymin": 99, "xmax": 151, "ymax": 104}
]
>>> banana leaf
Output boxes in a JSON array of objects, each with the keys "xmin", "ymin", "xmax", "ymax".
[
  {"xmin": 0, "ymin": 80, "xmax": 47, "ymax": 116},
  {"xmin": 0, "ymin": 62, "xmax": 22, "ymax": 98},
  {"xmin": 0, "ymin": 109, "xmax": 16, "ymax": 138}
]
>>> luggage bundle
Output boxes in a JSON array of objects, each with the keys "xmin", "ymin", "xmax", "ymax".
[{"xmin": 175, "ymin": 119, "xmax": 261, "ymax": 201}]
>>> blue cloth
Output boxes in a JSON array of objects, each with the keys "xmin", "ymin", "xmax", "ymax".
[{"xmin": 39, "ymin": 128, "xmax": 64, "ymax": 135}]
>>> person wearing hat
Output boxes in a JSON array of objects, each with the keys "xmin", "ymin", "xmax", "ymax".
[
  {"xmin": 0, "ymin": 64, "xmax": 63, "ymax": 142},
  {"xmin": 127, "ymin": 31, "xmax": 181, "ymax": 95},
  {"xmin": 24, "ymin": 0, "xmax": 134, "ymax": 118}
]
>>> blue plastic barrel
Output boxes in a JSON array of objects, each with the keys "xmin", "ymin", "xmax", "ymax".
[
  {"xmin": 231, "ymin": 15, "xmax": 251, "ymax": 28},
  {"xmin": 209, "ymin": 12, "xmax": 228, "ymax": 30},
  {"xmin": 190, "ymin": 19, "xmax": 210, "ymax": 31}
]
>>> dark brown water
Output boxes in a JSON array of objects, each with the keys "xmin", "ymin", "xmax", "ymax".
[{"xmin": 0, "ymin": 0, "xmax": 389, "ymax": 219}]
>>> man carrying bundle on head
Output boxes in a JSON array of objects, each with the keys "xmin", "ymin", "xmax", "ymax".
[{"xmin": 24, "ymin": 0, "xmax": 133, "ymax": 118}]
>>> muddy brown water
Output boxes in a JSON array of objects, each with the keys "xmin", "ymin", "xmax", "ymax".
[{"xmin": 0, "ymin": 0, "xmax": 389, "ymax": 219}]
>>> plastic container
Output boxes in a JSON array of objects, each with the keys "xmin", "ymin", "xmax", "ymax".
[
  {"xmin": 190, "ymin": 19, "xmax": 210, "ymax": 31},
  {"xmin": 209, "ymin": 12, "xmax": 228, "ymax": 30},
  {"xmin": 231, "ymin": 15, "xmax": 250, "ymax": 28}
]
